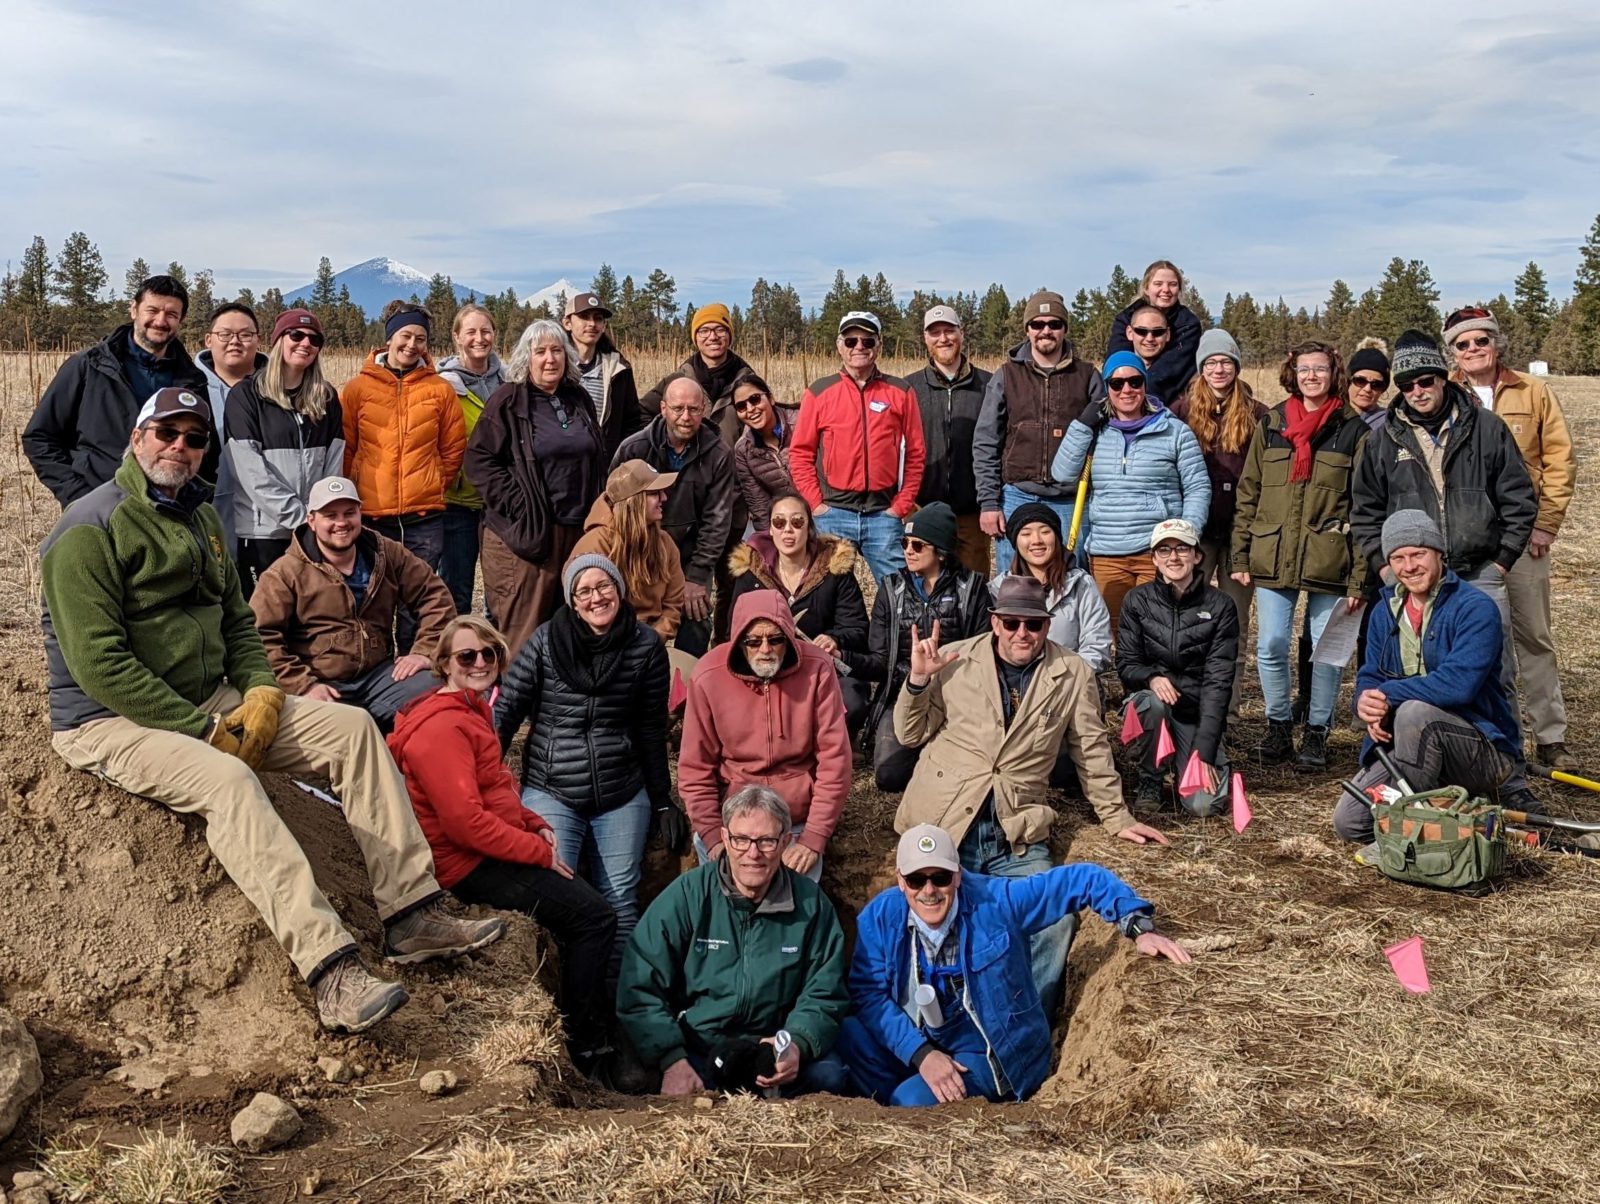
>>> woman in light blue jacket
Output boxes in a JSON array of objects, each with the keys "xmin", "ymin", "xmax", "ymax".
[{"xmin": 1050, "ymin": 351, "xmax": 1209, "ymax": 629}]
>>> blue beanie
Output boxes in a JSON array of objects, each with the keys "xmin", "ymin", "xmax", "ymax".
[
  {"xmin": 384, "ymin": 306, "xmax": 432, "ymax": 341},
  {"xmin": 1102, "ymin": 350, "xmax": 1145, "ymax": 382}
]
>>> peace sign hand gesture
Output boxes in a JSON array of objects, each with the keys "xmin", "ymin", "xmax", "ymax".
[{"xmin": 907, "ymin": 620, "xmax": 961, "ymax": 687}]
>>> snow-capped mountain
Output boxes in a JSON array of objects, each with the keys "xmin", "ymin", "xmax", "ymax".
[
  {"xmin": 283, "ymin": 257, "xmax": 487, "ymax": 318},
  {"xmin": 527, "ymin": 278, "xmax": 579, "ymax": 313}
]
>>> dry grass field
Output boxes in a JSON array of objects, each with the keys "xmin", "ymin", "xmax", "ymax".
[{"xmin": 2, "ymin": 347, "xmax": 1599, "ymax": 1203}]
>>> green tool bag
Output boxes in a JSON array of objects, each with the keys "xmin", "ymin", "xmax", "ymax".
[{"xmin": 1371, "ymin": 786, "xmax": 1506, "ymax": 895}]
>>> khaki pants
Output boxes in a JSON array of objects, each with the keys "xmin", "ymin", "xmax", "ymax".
[
  {"xmin": 1506, "ymin": 547, "xmax": 1567, "ymax": 746},
  {"xmin": 52, "ymin": 686, "xmax": 440, "ymax": 981},
  {"xmin": 1091, "ymin": 553, "xmax": 1157, "ymax": 634}
]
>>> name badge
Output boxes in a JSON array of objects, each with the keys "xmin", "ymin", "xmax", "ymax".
[{"xmin": 869, "ymin": 401, "xmax": 889, "ymax": 413}]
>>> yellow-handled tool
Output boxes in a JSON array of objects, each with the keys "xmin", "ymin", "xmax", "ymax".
[
  {"xmin": 1531, "ymin": 763, "xmax": 1600, "ymax": 794},
  {"xmin": 1066, "ymin": 460, "xmax": 1090, "ymax": 553}
]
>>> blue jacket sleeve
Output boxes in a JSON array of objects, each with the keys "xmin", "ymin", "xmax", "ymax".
[
  {"xmin": 847, "ymin": 896, "xmax": 930, "ymax": 1068},
  {"xmin": 1051, "ymin": 420, "xmax": 1096, "ymax": 486},
  {"xmin": 1375, "ymin": 587, "xmax": 1501, "ymax": 711},
  {"xmin": 1173, "ymin": 424, "xmax": 1212, "ymax": 531},
  {"xmin": 1354, "ymin": 592, "xmax": 1396, "ymax": 703},
  {"xmin": 997, "ymin": 863, "xmax": 1152, "ymax": 935}
]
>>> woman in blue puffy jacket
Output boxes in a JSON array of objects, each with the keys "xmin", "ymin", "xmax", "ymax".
[{"xmin": 1050, "ymin": 351, "xmax": 1210, "ymax": 630}]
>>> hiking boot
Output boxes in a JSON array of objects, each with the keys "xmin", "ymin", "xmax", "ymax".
[
  {"xmin": 606, "ymin": 1028, "xmax": 655, "ymax": 1094},
  {"xmin": 384, "ymin": 900, "xmax": 506, "ymax": 965},
  {"xmin": 1296, "ymin": 725, "xmax": 1330, "ymax": 771},
  {"xmin": 1256, "ymin": 719, "xmax": 1295, "ymax": 765},
  {"xmin": 313, "ymin": 954, "xmax": 409, "ymax": 1033},
  {"xmin": 1500, "ymin": 786, "xmax": 1541, "ymax": 814},
  {"xmin": 1537, "ymin": 742, "xmax": 1578, "ymax": 771},
  {"xmin": 1133, "ymin": 774, "xmax": 1165, "ymax": 817}
]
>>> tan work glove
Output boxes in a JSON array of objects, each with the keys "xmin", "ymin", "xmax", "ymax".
[
  {"xmin": 221, "ymin": 685, "xmax": 286, "ymax": 769},
  {"xmin": 205, "ymin": 714, "xmax": 243, "ymax": 757}
]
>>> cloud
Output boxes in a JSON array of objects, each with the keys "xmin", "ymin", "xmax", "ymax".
[{"xmin": 771, "ymin": 56, "xmax": 848, "ymax": 83}]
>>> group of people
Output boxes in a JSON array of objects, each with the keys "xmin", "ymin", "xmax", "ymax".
[{"xmin": 21, "ymin": 260, "xmax": 1575, "ymax": 1103}]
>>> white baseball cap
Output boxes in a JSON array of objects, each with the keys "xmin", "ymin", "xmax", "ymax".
[{"xmin": 922, "ymin": 304, "xmax": 961, "ymax": 330}]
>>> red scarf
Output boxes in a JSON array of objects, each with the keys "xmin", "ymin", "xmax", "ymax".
[{"xmin": 1282, "ymin": 395, "xmax": 1341, "ymax": 482}]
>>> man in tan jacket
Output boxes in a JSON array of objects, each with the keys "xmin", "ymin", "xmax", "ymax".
[
  {"xmin": 1446, "ymin": 306, "xmax": 1577, "ymax": 768},
  {"xmin": 251, "ymin": 476, "xmax": 456, "ymax": 731},
  {"xmin": 892, "ymin": 575, "xmax": 1166, "ymax": 1015}
]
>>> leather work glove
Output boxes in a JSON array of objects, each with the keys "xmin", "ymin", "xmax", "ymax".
[
  {"xmin": 652, "ymin": 804, "xmax": 691, "ymax": 855},
  {"xmin": 222, "ymin": 685, "xmax": 286, "ymax": 769},
  {"xmin": 205, "ymin": 715, "xmax": 243, "ymax": 758},
  {"xmin": 1079, "ymin": 397, "xmax": 1109, "ymax": 431}
]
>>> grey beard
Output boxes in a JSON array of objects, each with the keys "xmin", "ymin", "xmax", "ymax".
[{"xmin": 750, "ymin": 658, "xmax": 782, "ymax": 681}]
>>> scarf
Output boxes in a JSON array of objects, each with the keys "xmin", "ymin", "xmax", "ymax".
[
  {"xmin": 1281, "ymin": 396, "xmax": 1341, "ymax": 482},
  {"xmin": 547, "ymin": 599, "xmax": 638, "ymax": 693},
  {"xmin": 1108, "ymin": 408, "xmax": 1160, "ymax": 451},
  {"xmin": 909, "ymin": 895, "xmax": 961, "ymax": 961}
]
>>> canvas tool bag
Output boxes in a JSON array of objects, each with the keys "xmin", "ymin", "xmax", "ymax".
[{"xmin": 1372, "ymin": 786, "xmax": 1506, "ymax": 895}]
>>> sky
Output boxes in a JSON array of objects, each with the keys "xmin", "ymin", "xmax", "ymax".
[{"xmin": 2, "ymin": 0, "xmax": 1598, "ymax": 316}]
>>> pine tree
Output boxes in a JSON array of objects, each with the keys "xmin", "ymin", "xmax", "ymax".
[
  {"xmin": 1323, "ymin": 279, "xmax": 1355, "ymax": 353},
  {"xmin": 590, "ymin": 263, "xmax": 619, "ymax": 310},
  {"xmin": 866, "ymin": 272, "xmax": 902, "ymax": 354},
  {"xmin": 165, "ymin": 261, "xmax": 188, "ymax": 288},
  {"xmin": 1106, "ymin": 265, "xmax": 1139, "ymax": 309},
  {"xmin": 309, "ymin": 257, "xmax": 339, "ymax": 309},
  {"xmin": 1373, "ymin": 257, "xmax": 1441, "ymax": 344},
  {"xmin": 124, "ymin": 257, "xmax": 151, "ymax": 300},
  {"xmin": 816, "ymin": 270, "xmax": 855, "ymax": 346},
  {"xmin": 424, "ymin": 273, "xmax": 458, "ymax": 349},
  {"xmin": 1181, "ymin": 284, "xmax": 1212, "ymax": 329},
  {"xmin": 642, "ymin": 269, "xmax": 677, "ymax": 345},
  {"xmin": 183, "ymin": 269, "xmax": 216, "ymax": 342},
  {"xmin": 16, "ymin": 236, "xmax": 50, "ymax": 315},
  {"xmin": 1512, "ymin": 261, "xmax": 1555, "ymax": 350},
  {"xmin": 974, "ymin": 284, "xmax": 1012, "ymax": 357},
  {"xmin": 257, "ymin": 288, "xmax": 286, "ymax": 341},
  {"xmin": 52, "ymin": 232, "xmax": 107, "ymax": 311}
]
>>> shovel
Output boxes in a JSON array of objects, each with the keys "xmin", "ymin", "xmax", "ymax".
[{"xmin": 1529, "ymin": 762, "xmax": 1600, "ymax": 795}]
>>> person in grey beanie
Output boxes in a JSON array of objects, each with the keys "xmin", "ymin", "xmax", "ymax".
[{"xmin": 1333, "ymin": 508, "xmax": 1533, "ymax": 849}]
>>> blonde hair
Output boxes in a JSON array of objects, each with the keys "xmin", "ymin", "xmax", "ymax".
[
  {"xmin": 1183, "ymin": 372, "xmax": 1257, "ymax": 457},
  {"xmin": 258, "ymin": 338, "xmax": 335, "ymax": 421},
  {"xmin": 430, "ymin": 615, "xmax": 509, "ymax": 680},
  {"xmin": 1141, "ymin": 260, "xmax": 1185, "ymax": 293},
  {"xmin": 608, "ymin": 491, "xmax": 670, "ymax": 600},
  {"xmin": 452, "ymin": 303, "xmax": 495, "ymax": 337}
]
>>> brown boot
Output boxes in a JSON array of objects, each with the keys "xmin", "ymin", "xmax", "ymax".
[
  {"xmin": 384, "ymin": 899, "xmax": 506, "ymax": 964},
  {"xmin": 313, "ymin": 954, "xmax": 409, "ymax": 1033},
  {"xmin": 1537, "ymin": 742, "xmax": 1578, "ymax": 771}
]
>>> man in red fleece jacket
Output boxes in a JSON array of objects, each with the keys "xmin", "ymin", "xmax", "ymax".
[{"xmin": 679, "ymin": 590, "xmax": 852, "ymax": 880}]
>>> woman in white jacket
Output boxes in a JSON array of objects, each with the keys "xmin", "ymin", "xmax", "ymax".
[{"xmin": 991, "ymin": 502, "xmax": 1112, "ymax": 671}]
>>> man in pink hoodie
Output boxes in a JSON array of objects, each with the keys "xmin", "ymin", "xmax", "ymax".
[{"xmin": 679, "ymin": 590, "xmax": 852, "ymax": 880}]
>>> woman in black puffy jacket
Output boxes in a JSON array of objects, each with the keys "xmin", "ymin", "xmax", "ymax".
[{"xmin": 494, "ymin": 552, "xmax": 688, "ymax": 980}]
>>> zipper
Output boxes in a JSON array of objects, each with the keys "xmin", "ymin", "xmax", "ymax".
[{"xmin": 857, "ymin": 377, "xmax": 871, "ymax": 491}]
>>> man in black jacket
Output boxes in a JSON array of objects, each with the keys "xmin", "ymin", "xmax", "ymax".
[
  {"xmin": 906, "ymin": 305, "xmax": 992, "ymax": 574},
  {"xmin": 611, "ymin": 376, "xmax": 735, "ymax": 656},
  {"xmin": 24, "ymin": 274, "xmax": 212, "ymax": 506}
]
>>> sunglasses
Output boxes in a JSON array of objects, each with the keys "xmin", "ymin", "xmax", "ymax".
[
  {"xmin": 451, "ymin": 647, "xmax": 499, "ymax": 667},
  {"xmin": 1130, "ymin": 325, "xmax": 1169, "ymax": 338},
  {"xmin": 842, "ymin": 335, "xmax": 878, "ymax": 349},
  {"xmin": 1398, "ymin": 374, "xmax": 1439, "ymax": 394},
  {"xmin": 145, "ymin": 424, "xmax": 209, "ymax": 450},
  {"xmin": 1453, "ymin": 335, "xmax": 1493, "ymax": 351},
  {"xmin": 770, "ymin": 514, "xmax": 809, "ymax": 531},
  {"xmin": 1350, "ymin": 375, "xmax": 1386, "ymax": 391},
  {"xmin": 901, "ymin": 536, "xmax": 934, "ymax": 553},
  {"xmin": 741, "ymin": 633, "xmax": 787, "ymax": 649},
  {"xmin": 1028, "ymin": 319, "xmax": 1065, "ymax": 332},
  {"xmin": 998, "ymin": 616, "xmax": 1047, "ymax": 633},
  {"xmin": 731, "ymin": 394, "xmax": 766, "ymax": 412},
  {"xmin": 1108, "ymin": 374, "xmax": 1145, "ymax": 392},
  {"xmin": 284, "ymin": 329, "xmax": 325, "ymax": 347},
  {"xmin": 904, "ymin": 869, "xmax": 954, "ymax": 890}
]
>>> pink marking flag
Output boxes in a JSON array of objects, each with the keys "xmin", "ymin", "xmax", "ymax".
[
  {"xmin": 1383, "ymin": 935, "xmax": 1431, "ymax": 994},
  {"xmin": 1155, "ymin": 718, "xmax": 1176, "ymax": 764},
  {"xmin": 1230, "ymin": 772, "xmax": 1253, "ymax": 834},
  {"xmin": 1179, "ymin": 750, "xmax": 1212, "ymax": 797},
  {"xmin": 1119, "ymin": 704, "xmax": 1144, "ymax": 745},
  {"xmin": 668, "ymin": 668, "xmax": 688, "ymax": 711}
]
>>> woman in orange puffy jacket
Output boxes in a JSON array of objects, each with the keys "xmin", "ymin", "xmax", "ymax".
[{"xmin": 342, "ymin": 304, "xmax": 467, "ymax": 647}]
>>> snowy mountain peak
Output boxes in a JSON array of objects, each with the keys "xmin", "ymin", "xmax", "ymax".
[{"xmin": 346, "ymin": 256, "xmax": 431, "ymax": 286}]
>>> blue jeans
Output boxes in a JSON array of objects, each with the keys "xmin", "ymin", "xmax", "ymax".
[
  {"xmin": 438, "ymin": 503, "xmax": 482, "ymax": 617},
  {"xmin": 996, "ymin": 486, "xmax": 1078, "ymax": 575},
  {"xmin": 520, "ymin": 786, "xmax": 649, "ymax": 981},
  {"xmin": 837, "ymin": 1013, "xmax": 1004, "ymax": 1106},
  {"xmin": 1255, "ymin": 587, "xmax": 1342, "ymax": 726},
  {"xmin": 956, "ymin": 806, "xmax": 1077, "ymax": 1020},
  {"xmin": 813, "ymin": 506, "xmax": 904, "ymax": 583}
]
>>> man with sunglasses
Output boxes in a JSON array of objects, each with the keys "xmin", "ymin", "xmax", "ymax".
[
  {"xmin": 250, "ymin": 476, "xmax": 456, "ymax": 732},
  {"xmin": 41, "ymin": 391, "xmax": 501, "ymax": 1035},
  {"xmin": 838, "ymin": 824, "xmax": 1189, "ymax": 1105},
  {"xmin": 973, "ymin": 290, "xmax": 1105, "ymax": 574},
  {"xmin": 791, "ymin": 311, "xmax": 926, "ymax": 581},
  {"xmin": 891, "ymin": 574, "xmax": 1167, "ymax": 1017},
  {"xmin": 1351, "ymin": 329, "xmax": 1538, "ymax": 808},
  {"xmin": 1444, "ymin": 307, "xmax": 1577, "ymax": 770},
  {"xmin": 906, "ymin": 305, "xmax": 993, "ymax": 573}
]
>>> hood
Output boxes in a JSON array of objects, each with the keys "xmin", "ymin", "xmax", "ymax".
[
  {"xmin": 197, "ymin": 348, "xmax": 268, "ymax": 385},
  {"xmin": 581, "ymin": 492, "xmax": 615, "ymax": 533},
  {"xmin": 293, "ymin": 523, "xmax": 380, "ymax": 566},
  {"xmin": 728, "ymin": 533, "xmax": 857, "ymax": 594},
  {"xmin": 726, "ymin": 589, "xmax": 800, "ymax": 678},
  {"xmin": 387, "ymin": 684, "xmax": 475, "ymax": 759},
  {"xmin": 437, "ymin": 353, "xmax": 505, "ymax": 399}
]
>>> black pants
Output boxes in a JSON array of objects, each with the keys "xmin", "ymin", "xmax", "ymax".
[
  {"xmin": 451, "ymin": 857, "xmax": 618, "ymax": 1055},
  {"xmin": 236, "ymin": 537, "xmax": 291, "ymax": 600}
]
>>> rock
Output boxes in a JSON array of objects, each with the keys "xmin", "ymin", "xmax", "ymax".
[
  {"xmin": 109, "ymin": 1058, "xmax": 181, "ymax": 1092},
  {"xmin": 0, "ymin": 1008, "xmax": 44, "ymax": 1141},
  {"xmin": 693, "ymin": 1095, "xmax": 714, "ymax": 1110},
  {"xmin": 12, "ymin": 1188, "xmax": 48, "ymax": 1204},
  {"xmin": 300, "ymin": 1168, "xmax": 324, "ymax": 1196},
  {"xmin": 230, "ymin": 1092, "xmax": 302, "ymax": 1153},
  {"xmin": 10, "ymin": 1174, "xmax": 45, "ymax": 1189},
  {"xmin": 418, "ymin": 1069, "xmax": 457, "ymax": 1096},
  {"xmin": 317, "ymin": 1056, "xmax": 353, "ymax": 1085}
]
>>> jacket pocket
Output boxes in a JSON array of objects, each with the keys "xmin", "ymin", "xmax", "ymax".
[
  {"xmin": 1247, "ymin": 522, "xmax": 1283, "ymax": 579},
  {"xmin": 1309, "ymin": 450, "xmax": 1353, "ymax": 494},
  {"xmin": 1302, "ymin": 520, "xmax": 1353, "ymax": 589},
  {"xmin": 1258, "ymin": 446, "xmax": 1293, "ymax": 489}
]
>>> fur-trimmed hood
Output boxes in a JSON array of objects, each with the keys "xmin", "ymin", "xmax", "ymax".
[{"xmin": 728, "ymin": 532, "xmax": 859, "ymax": 598}]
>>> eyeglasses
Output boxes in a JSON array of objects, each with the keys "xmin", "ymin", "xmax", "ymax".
[
  {"xmin": 572, "ymin": 582, "xmax": 617, "ymax": 603},
  {"xmin": 997, "ymin": 616, "xmax": 1047, "ymax": 633},
  {"xmin": 842, "ymin": 335, "xmax": 878, "ymax": 350},
  {"xmin": 451, "ymin": 647, "xmax": 500, "ymax": 667},
  {"xmin": 726, "ymin": 833, "xmax": 782, "ymax": 853},
  {"xmin": 1152, "ymin": 544, "xmax": 1194, "ymax": 559},
  {"xmin": 900, "ymin": 536, "xmax": 933, "ymax": 553},
  {"xmin": 904, "ymin": 869, "xmax": 954, "ymax": 889},
  {"xmin": 1130, "ymin": 325, "xmax": 1169, "ymax": 338},
  {"xmin": 769, "ymin": 515, "xmax": 809, "ymax": 531},
  {"xmin": 663, "ymin": 405, "xmax": 706, "ymax": 418},
  {"xmin": 1295, "ymin": 366, "xmax": 1331, "ymax": 377},
  {"xmin": 1350, "ymin": 375, "xmax": 1386, "ymax": 391},
  {"xmin": 1108, "ymin": 375, "xmax": 1145, "ymax": 392},
  {"xmin": 741, "ymin": 633, "xmax": 787, "ymax": 650},
  {"xmin": 144, "ymin": 424, "xmax": 209, "ymax": 450},
  {"xmin": 731, "ymin": 394, "xmax": 766, "ymax": 412},
  {"xmin": 284, "ymin": 330, "xmax": 325, "ymax": 347},
  {"xmin": 1398, "ymin": 374, "xmax": 1439, "ymax": 394},
  {"xmin": 209, "ymin": 329, "xmax": 257, "ymax": 344},
  {"xmin": 1028, "ymin": 319, "xmax": 1065, "ymax": 332},
  {"xmin": 1454, "ymin": 335, "xmax": 1493, "ymax": 351}
]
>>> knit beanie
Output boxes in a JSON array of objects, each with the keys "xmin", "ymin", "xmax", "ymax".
[
  {"xmin": 562, "ymin": 553, "xmax": 627, "ymax": 603},
  {"xmin": 1195, "ymin": 328, "xmax": 1242, "ymax": 370},
  {"xmin": 904, "ymin": 502, "xmax": 959, "ymax": 554},
  {"xmin": 1381, "ymin": 509, "xmax": 1446, "ymax": 560},
  {"xmin": 1347, "ymin": 343, "xmax": 1391, "ymax": 387},
  {"xmin": 1390, "ymin": 330, "xmax": 1447, "ymax": 383},
  {"xmin": 690, "ymin": 303, "xmax": 732, "ymax": 337},
  {"xmin": 1006, "ymin": 501, "xmax": 1064, "ymax": 551},
  {"xmin": 1443, "ymin": 306, "xmax": 1500, "ymax": 347},
  {"xmin": 1102, "ymin": 350, "xmax": 1146, "ymax": 382},
  {"xmin": 384, "ymin": 306, "xmax": 431, "ymax": 341}
]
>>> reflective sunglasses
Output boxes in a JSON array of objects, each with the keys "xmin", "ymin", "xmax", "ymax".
[
  {"xmin": 997, "ymin": 616, "xmax": 1047, "ymax": 633},
  {"xmin": 769, "ymin": 514, "xmax": 809, "ymax": 531},
  {"xmin": 1453, "ymin": 335, "xmax": 1493, "ymax": 351},
  {"xmin": 1350, "ymin": 375, "xmax": 1387, "ymax": 391},
  {"xmin": 731, "ymin": 393, "xmax": 766, "ymax": 412},
  {"xmin": 842, "ymin": 335, "xmax": 878, "ymax": 349},
  {"xmin": 1130, "ymin": 325, "xmax": 1169, "ymax": 338},
  {"xmin": 904, "ymin": 869, "xmax": 954, "ymax": 890},
  {"xmin": 1028, "ymin": 319, "xmax": 1065, "ymax": 332},
  {"xmin": 1108, "ymin": 374, "xmax": 1145, "ymax": 392},
  {"xmin": 285, "ymin": 329, "xmax": 325, "ymax": 347},
  {"xmin": 1398, "ymin": 373, "xmax": 1439, "ymax": 394},
  {"xmin": 145, "ymin": 423, "xmax": 209, "ymax": 450},
  {"xmin": 900, "ymin": 536, "xmax": 934, "ymax": 553},
  {"xmin": 451, "ymin": 647, "xmax": 500, "ymax": 667},
  {"xmin": 741, "ymin": 633, "xmax": 787, "ymax": 649}
]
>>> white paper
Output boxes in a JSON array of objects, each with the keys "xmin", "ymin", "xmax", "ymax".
[{"xmin": 1312, "ymin": 602, "xmax": 1366, "ymax": 668}]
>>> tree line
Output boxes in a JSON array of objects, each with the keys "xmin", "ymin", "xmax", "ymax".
[{"xmin": 4, "ymin": 216, "xmax": 1600, "ymax": 372}]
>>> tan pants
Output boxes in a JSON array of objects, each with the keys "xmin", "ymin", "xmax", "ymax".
[
  {"xmin": 52, "ymin": 686, "xmax": 440, "ymax": 981},
  {"xmin": 480, "ymin": 524, "xmax": 581, "ymax": 657},
  {"xmin": 1200, "ymin": 539, "xmax": 1254, "ymax": 715},
  {"xmin": 1092, "ymin": 553, "xmax": 1158, "ymax": 634},
  {"xmin": 1506, "ymin": 547, "xmax": 1567, "ymax": 746},
  {"xmin": 955, "ymin": 511, "xmax": 992, "ymax": 577}
]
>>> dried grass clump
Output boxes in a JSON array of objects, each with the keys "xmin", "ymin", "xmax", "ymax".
[
  {"xmin": 451, "ymin": 980, "xmax": 566, "ymax": 1077},
  {"xmin": 40, "ymin": 1124, "xmax": 234, "ymax": 1204}
]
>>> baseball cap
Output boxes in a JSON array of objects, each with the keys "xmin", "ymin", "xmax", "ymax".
[
  {"xmin": 1149, "ymin": 518, "xmax": 1200, "ymax": 550},
  {"xmin": 1023, "ymin": 290, "xmax": 1068, "ymax": 326},
  {"xmin": 896, "ymin": 824, "xmax": 960, "ymax": 875},
  {"xmin": 606, "ymin": 459, "xmax": 678, "ymax": 505},
  {"xmin": 922, "ymin": 304, "xmax": 961, "ymax": 331},
  {"xmin": 307, "ymin": 476, "xmax": 362, "ymax": 512},
  {"xmin": 134, "ymin": 387, "xmax": 212, "ymax": 435},
  {"xmin": 990, "ymin": 575, "xmax": 1051, "ymax": 619},
  {"xmin": 838, "ymin": 310, "xmax": 881, "ymax": 335},
  {"xmin": 564, "ymin": 291, "xmax": 613, "ymax": 319}
]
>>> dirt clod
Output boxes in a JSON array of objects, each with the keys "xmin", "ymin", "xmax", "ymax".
[
  {"xmin": 419, "ymin": 1069, "xmax": 458, "ymax": 1096},
  {"xmin": 230, "ymin": 1092, "xmax": 302, "ymax": 1152},
  {"xmin": 316, "ymin": 1056, "xmax": 353, "ymax": 1085}
]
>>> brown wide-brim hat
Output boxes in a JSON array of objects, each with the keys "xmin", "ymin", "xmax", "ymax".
[
  {"xmin": 990, "ymin": 574, "xmax": 1051, "ymax": 619},
  {"xmin": 607, "ymin": 459, "xmax": 678, "ymax": 505}
]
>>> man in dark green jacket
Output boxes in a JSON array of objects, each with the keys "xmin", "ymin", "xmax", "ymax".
[
  {"xmin": 41, "ymin": 389, "xmax": 504, "ymax": 1035},
  {"xmin": 617, "ymin": 785, "xmax": 850, "ymax": 1096}
]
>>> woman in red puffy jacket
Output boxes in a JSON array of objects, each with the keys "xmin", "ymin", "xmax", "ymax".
[{"xmin": 388, "ymin": 615, "xmax": 615, "ymax": 1072}]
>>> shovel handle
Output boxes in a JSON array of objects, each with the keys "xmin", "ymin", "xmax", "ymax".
[
  {"xmin": 1500, "ymin": 809, "xmax": 1600, "ymax": 834},
  {"xmin": 1529, "ymin": 763, "xmax": 1600, "ymax": 794}
]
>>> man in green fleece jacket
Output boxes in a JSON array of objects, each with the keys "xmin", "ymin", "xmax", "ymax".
[
  {"xmin": 617, "ymin": 785, "xmax": 850, "ymax": 1096},
  {"xmin": 41, "ymin": 388, "xmax": 504, "ymax": 1035}
]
